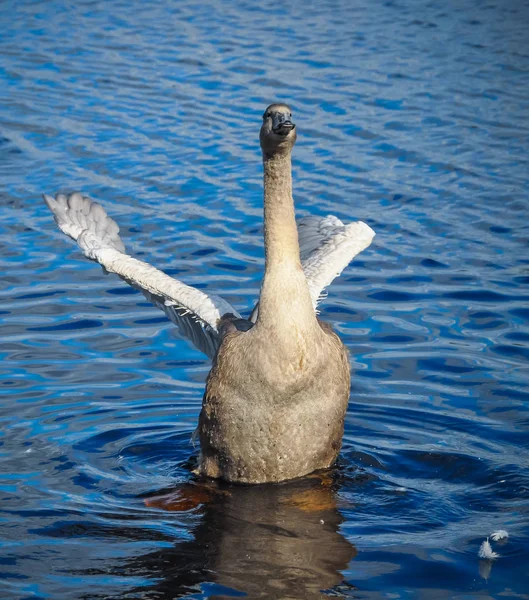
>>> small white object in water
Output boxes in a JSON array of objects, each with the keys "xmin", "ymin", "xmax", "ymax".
[
  {"xmin": 490, "ymin": 530, "xmax": 509, "ymax": 541},
  {"xmin": 478, "ymin": 538, "xmax": 499, "ymax": 560}
]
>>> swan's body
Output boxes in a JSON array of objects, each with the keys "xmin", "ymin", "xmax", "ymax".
[{"xmin": 44, "ymin": 103, "xmax": 375, "ymax": 483}]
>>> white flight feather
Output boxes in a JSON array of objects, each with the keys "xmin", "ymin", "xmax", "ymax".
[
  {"xmin": 45, "ymin": 195, "xmax": 376, "ymax": 357},
  {"xmin": 490, "ymin": 530, "xmax": 509, "ymax": 542},
  {"xmin": 44, "ymin": 193, "xmax": 240, "ymax": 359},
  {"xmin": 299, "ymin": 217, "xmax": 376, "ymax": 307},
  {"xmin": 478, "ymin": 538, "xmax": 500, "ymax": 560}
]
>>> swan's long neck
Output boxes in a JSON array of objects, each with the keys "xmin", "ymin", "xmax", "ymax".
[
  {"xmin": 263, "ymin": 153, "xmax": 298, "ymax": 269},
  {"xmin": 256, "ymin": 152, "xmax": 317, "ymax": 336}
]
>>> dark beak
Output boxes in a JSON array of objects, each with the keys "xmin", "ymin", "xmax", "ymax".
[{"xmin": 272, "ymin": 113, "xmax": 295, "ymax": 136}]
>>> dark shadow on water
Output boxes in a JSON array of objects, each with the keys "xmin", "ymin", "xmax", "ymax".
[{"xmin": 85, "ymin": 472, "xmax": 357, "ymax": 599}]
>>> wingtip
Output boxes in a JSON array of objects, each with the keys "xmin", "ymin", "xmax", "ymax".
[
  {"xmin": 359, "ymin": 220, "xmax": 376, "ymax": 239},
  {"xmin": 42, "ymin": 193, "xmax": 56, "ymax": 210},
  {"xmin": 346, "ymin": 220, "xmax": 376, "ymax": 243}
]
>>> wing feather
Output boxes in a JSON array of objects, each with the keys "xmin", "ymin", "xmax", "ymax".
[
  {"xmin": 250, "ymin": 215, "xmax": 375, "ymax": 322},
  {"xmin": 298, "ymin": 215, "xmax": 375, "ymax": 307},
  {"xmin": 44, "ymin": 192, "xmax": 239, "ymax": 359}
]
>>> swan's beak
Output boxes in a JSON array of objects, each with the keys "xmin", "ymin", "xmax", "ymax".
[{"xmin": 272, "ymin": 113, "xmax": 295, "ymax": 136}]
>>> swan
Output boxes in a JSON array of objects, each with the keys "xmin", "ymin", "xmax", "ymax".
[{"xmin": 44, "ymin": 103, "xmax": 375, "ymax": 484}]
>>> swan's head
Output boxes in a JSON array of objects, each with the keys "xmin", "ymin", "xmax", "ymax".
[{"xmin": 260, "ymin": 103, "xmax": 297, "ymax": 156}]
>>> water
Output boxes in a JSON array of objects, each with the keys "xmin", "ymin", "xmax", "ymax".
[{"xmin": 1, "ymin": 0, "xmax": 528, "ymax": 597}]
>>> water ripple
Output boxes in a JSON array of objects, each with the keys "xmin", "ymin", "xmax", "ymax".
[{"xmin": 1, "ymin": 0, "xmax": 528, "ymax": 597}]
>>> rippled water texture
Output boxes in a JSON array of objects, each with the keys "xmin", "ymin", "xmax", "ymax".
[{"xmin": 1, "ymin": 0, "xmax": 528, "ymax": 598}]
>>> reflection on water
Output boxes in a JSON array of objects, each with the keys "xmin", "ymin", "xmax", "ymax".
[
  {"xmin": 134, "ymin": 474, "xmax": 356, "ymax": 599},
  {"xmin": 1, "ymin": 0, "xmax": 529, "ymax": 597}
]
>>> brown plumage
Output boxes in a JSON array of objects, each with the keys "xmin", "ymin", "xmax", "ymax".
[
  {"xmin": 197, "ymin": 104, "xmax": 351, "ymax": 483},
  {"xmin": 44, "ymin": 103, "xmax": 375, "ymax": 485}
]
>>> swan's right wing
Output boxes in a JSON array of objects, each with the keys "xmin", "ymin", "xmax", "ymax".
[
  {"xmin": 43, "ymin": 192, "xmax": 240, "ymax": 359},
  {"xmin": 298, "ymin": 215, "xmax": 375, "ymax": 307}
]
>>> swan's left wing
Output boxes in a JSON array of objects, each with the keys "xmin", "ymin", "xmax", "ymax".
[
  {"xmin": 298, "ymin": 215, "xmax": 375, "ymax": 307},
  {"xmin": 43, "ymin": 192, "xmax": 241, "ymax": 359},
  {"xmin": 298, "ymin": 215, "xmax": 345, "ymax": 261},
  {"xmin": 249, "ymin": 215, "xmax": 375, "ymax": 322}
]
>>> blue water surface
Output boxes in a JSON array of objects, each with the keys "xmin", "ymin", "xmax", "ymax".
[{"xmin": 1, "ymin": 0, "xmax": 528, "ymax": 598}]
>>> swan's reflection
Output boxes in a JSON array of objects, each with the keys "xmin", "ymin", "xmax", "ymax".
[{"xmin": 127, "ymin": 472, "xmax": 356, "ymax": 599}]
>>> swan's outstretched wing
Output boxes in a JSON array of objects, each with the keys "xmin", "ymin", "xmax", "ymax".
[
  {"xmin": 43, "ymin": 192, "xmax": 240, "ymax": 359},
  {"xmin": 298, "ymin": 215, "xmax": 346, "ymax": 261},
  {"xmin": 298, "ymin": 215, "xmax": 375, "ymax": 307},
  {"xmin": 249, "ymin": 215, "xmax": 375, "ymax": 322}
]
